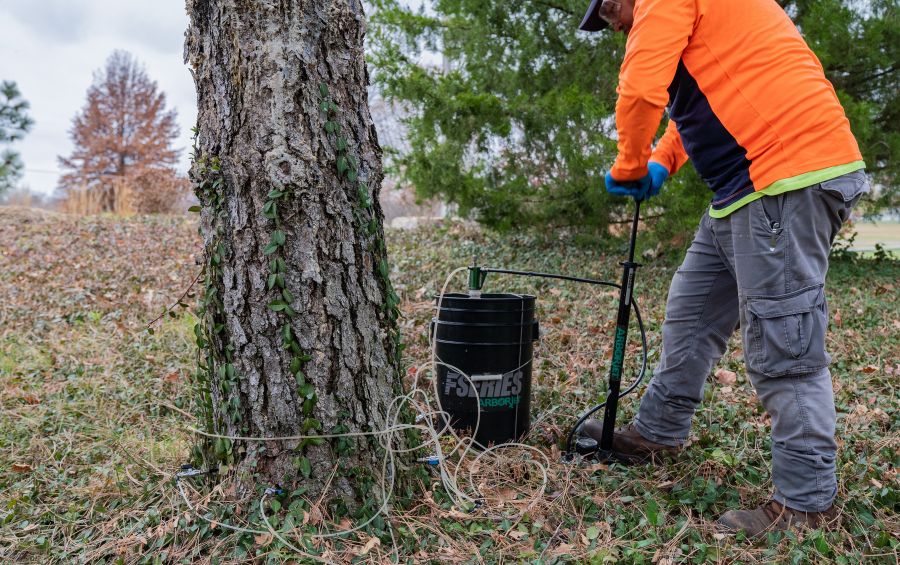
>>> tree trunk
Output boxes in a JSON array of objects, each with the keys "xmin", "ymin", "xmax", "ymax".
[{"xmin": 185, "ymin": 0, "xmax": 406, "ymax": 505}]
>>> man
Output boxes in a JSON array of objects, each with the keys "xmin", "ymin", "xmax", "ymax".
[{"xmin": 577, "ymin": 0, "xmax": 870, "ymax": 537}]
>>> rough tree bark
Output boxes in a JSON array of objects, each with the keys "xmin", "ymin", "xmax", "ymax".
[{"xmin": 185, "ymin": 0, "xmax": 407, "ymax": 505}]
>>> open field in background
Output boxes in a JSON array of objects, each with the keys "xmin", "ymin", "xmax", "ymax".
[
  {"xmin": 850, "ymin": 221, "xmax": 900, "ymax": 251},
  {"xmin": 0, "ymin": 207, "xmax": 897, "ymax": 564}
]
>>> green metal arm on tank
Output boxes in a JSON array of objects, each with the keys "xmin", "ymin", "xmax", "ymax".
[{"xmin": 468, "ymin": 264, "xmax": 488, "ymax": 295}]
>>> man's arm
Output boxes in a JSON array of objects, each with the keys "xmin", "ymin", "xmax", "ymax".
[
  {"xmin": 610, "ymin": 0, "xmax": 696, "ymax": 181},
  {"xmin": 650, "ymin": 118, "xmax": 689, "ymax": 175}
]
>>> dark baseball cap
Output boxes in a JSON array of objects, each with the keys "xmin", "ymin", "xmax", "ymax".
[{"xmin": 579, "ymin": 0, "xmax": 609, "ymax": 32}]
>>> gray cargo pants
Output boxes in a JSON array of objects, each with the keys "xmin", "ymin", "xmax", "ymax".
[{"xmin": 634, "ymin": 170, "xmax": 869, "ymax": 512}]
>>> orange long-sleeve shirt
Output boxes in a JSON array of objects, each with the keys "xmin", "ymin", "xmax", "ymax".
[{"xmin": 609, "ymin": 0, "xmax": 864, "ymax": 217}]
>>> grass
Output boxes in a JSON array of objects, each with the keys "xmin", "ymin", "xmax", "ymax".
[{"xmin": 0, "ymin": 207, "xmax": 897, "ymax": 564}]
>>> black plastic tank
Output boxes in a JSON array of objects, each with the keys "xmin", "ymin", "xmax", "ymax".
[{"xmin": 432, "ymin": 293, "xmax": 539, "ymax": 447}]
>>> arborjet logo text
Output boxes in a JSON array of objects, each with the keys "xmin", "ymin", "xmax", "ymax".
[{"xmin": 444, "ymin": 370, "xmax": 524, "ymax": 409}]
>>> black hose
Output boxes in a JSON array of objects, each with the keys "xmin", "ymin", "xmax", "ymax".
[{"xmin": 477, "ymin": 268, "xmax": 650, "ymax": 454}]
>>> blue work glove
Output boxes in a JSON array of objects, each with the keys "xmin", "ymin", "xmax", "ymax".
[
  {"xmin": 605, "ymin": 161, "xmax": 669, "ymax": 201},
  {"xmin": 647, "ymin": 161, "xmax": 669, "ymax": 197},
  {"xmin": 605, "ymin": 170, "xmax": 651, "ymax": 201}
]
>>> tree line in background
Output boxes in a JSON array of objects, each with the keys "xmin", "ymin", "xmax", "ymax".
[
  {"xmin": 2, "ymin": 0, "xmax": 896, "ymax": 229},
  {"xmin": 370, "ymin": 0, "xmax": 898, "ymax": 240},
  {"xmin": 1, "ymin": 51, "xmax": 189, "ymax": 214}
]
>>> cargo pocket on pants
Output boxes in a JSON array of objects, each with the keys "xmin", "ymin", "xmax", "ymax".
[{"xmin": 746, "ymin": 285, "xmax": 831, "ymax": 377}]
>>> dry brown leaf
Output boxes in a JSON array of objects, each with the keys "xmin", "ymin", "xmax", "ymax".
[
  {"xmin": 358, "ymin": 536, "xmax": 380, "ymax": 555},
  {"xmin": 715, "ymin": 368, "xmax": 737, "ymax": 385},
  {"xmin": 860, "ymin": 365, "xmax": 878, "ymax": 374},
  {"xmin": 254, "ymin": 533, "xmax": 273, "ymax": 547},
  {"xmin": 22, "ymin": 393, "xmax": 40, "ymax": 405},
  {"xmin": 11, "ymin": 463, "xmax": 32, "ymax": 473},
  {"xmin": 307, "ymin": 506, "xmax": 324, "ymax": 525},
  {"xmin": 551, "ymin": 543, "xmax": 575, "ymax": 556}
]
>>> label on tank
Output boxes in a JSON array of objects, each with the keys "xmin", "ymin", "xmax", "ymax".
[{"xmin": 443, "ymin": 370, "xmax": 524, "ymax": 409}]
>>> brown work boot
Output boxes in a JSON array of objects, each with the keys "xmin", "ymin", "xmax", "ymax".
[
  {"xmin": 578, "ymin": 420, "xmax": 680, "ymax": 464},
  {"xmin": 717, "ymin": 500, "xmax": 838, "ymax": 538}
]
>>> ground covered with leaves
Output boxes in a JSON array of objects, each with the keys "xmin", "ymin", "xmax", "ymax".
[{"xmin": 0, "ymin": 207, "xmax": 897, "ymax": 564}]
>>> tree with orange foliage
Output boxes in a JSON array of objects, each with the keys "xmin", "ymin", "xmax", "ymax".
[{"xmin": 58, "ymin": 50, "xmax": 188, "ymax": 213}]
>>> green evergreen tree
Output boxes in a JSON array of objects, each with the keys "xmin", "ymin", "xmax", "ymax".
[
  {"xmin": 0, "ymin": 81, "xmax": 34, "ymax": 197},
  {"xmin": 370, "ymin": 0, "xmax": 897, "ymax": 236}
]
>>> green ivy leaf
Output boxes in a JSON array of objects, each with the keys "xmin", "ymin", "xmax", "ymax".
[
  {"xmin": 290, "ymin": 357, "xmax": 303, "ymax": 374},
  {"xmin": 282, "ymin": 323, "xmax": 292, "ymax": 342},
  {"xmin": 337, "ymin": 156, "xmax": 348, "ymax": 174},
  {"xmin": 347, "ymin": 169, "xmax": 357, "ymax": 182},
  {"xmin": 267, "ymin": 189, "xmax": 285, "ymax": 199},
  {"xmin": 336, "ymin": 137, "xmax": 347, "ymax": 151},
  {"xmin": 298, "ymin": 456, "xmax": 311, "ymax": 478},
  {"xmin": 264, "ymin": 242, "xmax": 279, "ymax": 255},
  {"xmin": 188, "ymin": 205, "xmax": 201, "ymax": 213},
  {"xmin": 282, "ymin": 289, "xmax": 295, "ymax": 303},
  {"xmin": 302, "ymin": 418, "xmax": 321, "ymax": 432},
  {"xmin": 319, "ymin": 83, "xmax": 329, "ymax": 97},
  {"xmin": 268, "ymin": 301, "xmax": 288, "ymax": 312},
  {"xmin": 379, "ymin": 259, "xmax": 389, "ymax": 278},
  {"xmin": 263, "ymin": 200, "xmax": 277, "ymax": 219},
  {"xmin": 285, "ymin": 305, "xmax": 297, "ymax": 318},
  {"xmin": 272, "ymin": 230, "xmax": 286, "ymax": 246},
  {"xmin": 267, "ymin": 273, "xmax": 277, "ymax": 290},
  {"xmin": 275, "ymin": 273, "xmax": 285, "ymax": 289},
  {"xmin": 646, "ymin": 498, "xmax": 660, "ymax": 526},
  {"xmin": 269, "ymin": 499, "xmax": 281, "ymax": 513}
]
